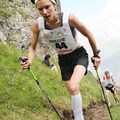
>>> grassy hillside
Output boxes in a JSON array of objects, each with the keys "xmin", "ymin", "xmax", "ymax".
[{"xmin": 0, "ymin": 43, "xmax": 119, "ymax": 120}]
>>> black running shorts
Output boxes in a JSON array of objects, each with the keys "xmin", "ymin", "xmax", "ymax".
[
  {"xmin": 105, "ymin": 85, "xmax": 115, "ymax": 93},
  {"xmin": 58, "ymin": 47, "xmax": 89, "ymax": 81}
]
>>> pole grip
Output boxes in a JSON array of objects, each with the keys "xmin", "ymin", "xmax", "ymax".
[
  {"xmin": 19, "ymin": 56, "xmax": 28, "ymax": 62},
  {"xmin": 19, "ymin": 56, "xmax": 30, "ymax": 70}
]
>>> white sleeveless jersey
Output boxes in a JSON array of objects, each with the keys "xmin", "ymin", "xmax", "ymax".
[
  {"xmin": 103, "ymin": 75, "xmax": 113, "ymax": 87},
  {"xmin": 37, "ymin": 14, "xmax": 81, "ymax": 55}
]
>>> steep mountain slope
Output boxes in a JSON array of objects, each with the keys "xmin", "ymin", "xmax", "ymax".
[{"xmin": 1, "ymin": 43, "xmax": 117, "ymax": 120}]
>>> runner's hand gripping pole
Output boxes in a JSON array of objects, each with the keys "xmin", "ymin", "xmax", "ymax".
[
  {"xmin": 19, "ymin": 57, "xmax": 63, "ymax": 120},
  {"xmin": 91, "ymin": 55, "xmax": 113, "ymax": 120},
  {"xmin": 91, "ymin": 50, "xmax": 101, "ymax": 70}
]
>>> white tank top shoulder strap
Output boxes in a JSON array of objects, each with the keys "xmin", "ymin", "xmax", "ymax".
[
  {"xmin": 63, "ymin": 13, "xmax": 70, "ymax": 24},
  {"xmin": 37, "ymin": 17, "xmax": 44, "ymax": 30}
]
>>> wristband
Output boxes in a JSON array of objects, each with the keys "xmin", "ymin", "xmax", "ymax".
[{"xmin": 94, "ymin": 50, "xmax": 100, "ymax": 57}]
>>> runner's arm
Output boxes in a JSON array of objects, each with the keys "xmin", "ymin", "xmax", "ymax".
[
  {"xmin": 68, "ymin": 14, "xmax": 100, "ymax": 69},
  {"xmin": 111, "ymin": 76, "xmax": 116, "ymax": 86},
  {"xmin": 68, "ymin": 13, "xmax": 99, "ymax": 56},
  {"xmin": 28, "ymin": 20, "xmax": 40, "ymax": 65}
]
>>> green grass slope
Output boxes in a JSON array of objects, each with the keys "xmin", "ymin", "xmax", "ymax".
[{"xmin": 0, "ymin": 43, "xmax": 119, "ymax": 120}]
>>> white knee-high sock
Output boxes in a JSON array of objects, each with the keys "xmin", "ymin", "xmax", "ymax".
[{"xmin": 72, "ymin": 93, "xmax": 84, "ymax": 120}]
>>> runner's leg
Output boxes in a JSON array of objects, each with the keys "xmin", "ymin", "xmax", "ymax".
[{"xmin": 65, "ymin": 65, "xmax": 86, "ymax": 120}]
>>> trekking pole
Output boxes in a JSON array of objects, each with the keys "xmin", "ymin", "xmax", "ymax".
[
  {"xmin": 19, "ymin": 57, "xmax": 63, "ymax": 120},
  {"xmin": 95, "ymin": 69, "xmax": 113, "ymax": 120}
]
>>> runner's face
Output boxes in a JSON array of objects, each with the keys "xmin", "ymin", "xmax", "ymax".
[
  {"xmin": 36, "ymin": 0, "xmax": 56, "ymax": 22},
  {"xmin": 105, "ymin": 72, "xmax": 110, "ymax": 77}
]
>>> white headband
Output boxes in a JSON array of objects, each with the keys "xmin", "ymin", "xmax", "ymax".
[
  {"xmin": 35, "ymin": 0, "xmax": 38, "ymax": 4},
  {"xmin": 35, "ymin": 0, "xmax": 56, "ymax": 5},
  {"xmin": 50, "ymin": 0, "xmax": 56, "ymax": 5}
]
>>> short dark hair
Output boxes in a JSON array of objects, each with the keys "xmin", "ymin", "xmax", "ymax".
[{"xmin": 31, "ymin": 0, "xmax": 35, "ymax": 4}]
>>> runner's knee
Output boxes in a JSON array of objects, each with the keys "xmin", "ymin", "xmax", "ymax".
[{"xmin": 67, "ymin": 85, "xmax": 79, "ymax": 95}]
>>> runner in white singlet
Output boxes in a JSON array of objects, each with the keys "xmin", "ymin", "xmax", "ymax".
[
  {"xmin": 21, "ymin": 0, "xmax": 101, "ymax": 119},
  {"xmin": 102, "ymin": 70, "xmax": 119, "ymax": 106}
]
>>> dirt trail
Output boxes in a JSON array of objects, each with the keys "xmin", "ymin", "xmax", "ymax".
[
  {"xmin": 62, "ymin": 102, "xmax": 109, "ymax": 120},
  {"xmin": 83, "ymin": 103, "xmax": 109, "ymax": 120}
]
